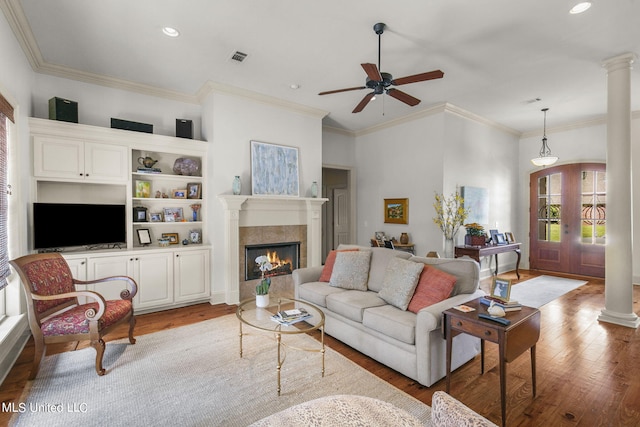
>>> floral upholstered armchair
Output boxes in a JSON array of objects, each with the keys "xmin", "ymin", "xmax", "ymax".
[{"xmin": 10, "ymin": 252, "xmax": 138, "ymax": 379}]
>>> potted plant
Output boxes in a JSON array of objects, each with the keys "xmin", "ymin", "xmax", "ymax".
[
  {"xmin": 464, "ymin": 223, "xmax": 486, "ymax": 246},
  {"xmin": 255, "ymin": 255, "xmax": 272, "ymax": 307}
]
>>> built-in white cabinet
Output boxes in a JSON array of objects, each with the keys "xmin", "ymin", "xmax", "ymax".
[
  {"xmin": 33, "ymin": 136, "xmax": 128, "ymax": 183},
  {"xmin": 64, "ymin": 247, "xmax": 210, "ymax": 313},
  {"xmin": 31, "ymin": 117, "xmax": 212, "ymax": 314}
]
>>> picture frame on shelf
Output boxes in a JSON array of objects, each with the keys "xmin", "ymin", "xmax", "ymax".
[
  {"xmin": 172, "ymin": 189, "xmax": 187, "ymax": 199},
  {"xmin": 250, "ymin": 140, "xmax": 299, "ymax": 196},
  {"xmin": 137, "ymin": 228, "xmax": 152, "ymax": 246},
  {"xmin": 490, "ymin": 277, "xmax": 512, "ymax": 302},
  {"xmin": 504, "ymin": 232, "xmax": 515, "ymax": 243},
  {"xmin": 135, "ymin": 180, "xmax": 151, "ymax": 198},
  {"xmin": 162, "ymin": 233, "xmax": 179, "ymax": 245},
  {"xmin": 133, "ymin": 206, "xmax": 148, "ymax": 222},
  {"xmin": 187, "ymin": 182, "xmax": 202, "ymax": 199},
  {"xmin": 149, "ymin": 212, "xmax": 163, "ymax": 222},
  {"xmin": 189, "ymin": 229, "xmax": 202, "ymax": 244},
  {"xmin": 384, "ymin": 198, "xmax": 408, "ymax": 224},
  {"xmin": 163, "ymin": 207, "xmax": 183, "ymax": 222}
]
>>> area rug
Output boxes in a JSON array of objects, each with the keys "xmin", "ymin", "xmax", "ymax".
[
  {"xmin": 508, "ymin": 275, "xmax": 587, "ymax": 308},
  {"xmin": 11, "ymin": 314, "xmax": 431, "ymax": 427}
]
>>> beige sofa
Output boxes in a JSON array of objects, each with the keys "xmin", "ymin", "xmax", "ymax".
[{"xmin": 293, "ymin": 245, "xmax": 484, "ymax": 387}]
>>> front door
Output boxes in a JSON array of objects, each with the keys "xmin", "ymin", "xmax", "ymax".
[{"xmin": 529, "ymin": 163, "xmax": 605, "ymax": 277}]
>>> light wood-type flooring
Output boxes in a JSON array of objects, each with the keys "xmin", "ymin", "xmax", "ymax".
[{"xmin": 1, "ymin": 270, "xmax": 638, "ymax": 426}]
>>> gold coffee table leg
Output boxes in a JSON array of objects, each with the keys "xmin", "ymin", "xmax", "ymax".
[
  {"xmin": 321, "ymin": 327, "xmax": 325, "ymax": 377},
  {"xmin": 239, "ymin": 321, "xmax": 243, "ymax": 358},
  {"xmin": 276, "ymin": 332, "xmax": 282, "ymax": 396}
]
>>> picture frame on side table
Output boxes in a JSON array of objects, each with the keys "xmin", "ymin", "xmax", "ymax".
[
  {"xmin": 490, "ymin": 277, "xmax": 512, "ymax": 302},
  {"xmin": 250, "ymin": 140, "xmax": 299, "ymax": 197},
  {"xmin": 495, "ymin": 233, "xmax": 506, "ymax": 245},
  {"xmin": 162, "ymin": 233, "xmax": 179, "ymax": 244},
  {"xmin": 137, "ymin": 228, "xmax": 152, "ymax": 246},
  {"xmin": 384, "ymin": 198, "xmax": 409, "ymax": 224},
  {"xmin": 187, "ymin": 182, "xmax": 202, "ymax": 199},
  {"xmin": 504, "ymin": 232, "xmax": 515, "ymax": 243},
  {"xmin": 489, "ymin": 229, "xmax": 499, "ymax": 244}
]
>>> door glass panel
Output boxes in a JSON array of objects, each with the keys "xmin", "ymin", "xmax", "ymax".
[
  {"xmin": 581, "ymin": 170, "xmax": 606, "ymax": 245},
  {"xmin": 537, "ymin": 173, "xmax": 562, "ymax": 242}
]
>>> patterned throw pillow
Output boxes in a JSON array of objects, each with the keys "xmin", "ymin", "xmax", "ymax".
[
  {"xmin": 407, "ymin": 265, "xmax": 458, "ymax": 313},
  {"xmin": 329, "ymin": 251, "xmax": 372, "ymax": 290},
  {"xmin": 377, "ymin": 257, "xmax": 424, "ymax": 310},
  {"xmin": 319, "ymin": 249, "xmax": 359, "ymax": 282}
]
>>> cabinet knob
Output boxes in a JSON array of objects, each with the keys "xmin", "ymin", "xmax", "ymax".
[
  {"xmin": 130, "ymin": 258, "xmax": 134, "ymax": 261},
  {"xmin": 484, "ymin": 330, "xmax": 492, "ymax": 336},
  {"xmin": 456, "ymin": 321, "xmax": 462, "ymax": 327}
]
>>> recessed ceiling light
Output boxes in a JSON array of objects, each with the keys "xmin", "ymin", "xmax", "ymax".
[
  {"xmin": 162, "ymin": 27, "xmax": 180, "ymax": 37},
  {"xmin": 570, "ymin": 2, "xmax": 591, "ymax": 14},
  {"xmin": 290, "ymin": 84, "xmax": 300, "ymax": 90}
]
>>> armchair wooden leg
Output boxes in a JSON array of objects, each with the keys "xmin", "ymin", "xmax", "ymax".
[
  {"xmin": 29, "ymin": 339, "xmax": 45, "ymax": 380},
  {"xmin": 91, "ymin": 338, "xmax": 106, "ymax": 376},
  {"xmin": 128, "ymin": 315, "xmax": 136, "ymax": 345}
]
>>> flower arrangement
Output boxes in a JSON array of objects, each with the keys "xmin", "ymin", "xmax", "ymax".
[
  {"xmin": 464, "ymin": 223, "xmax": 485, "ymax": 236},
  {"xmin": 255, "ymin": 255, "xmax": 272, "ymax": 295},
  {"xmin": 433, "ymin": 191, "xmax": 469, "ymax": 240}
]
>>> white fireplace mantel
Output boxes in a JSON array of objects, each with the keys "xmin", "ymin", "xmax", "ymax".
[{"xmin": 218, "ymin": 195, "xmax": 328, "ymax": 304}]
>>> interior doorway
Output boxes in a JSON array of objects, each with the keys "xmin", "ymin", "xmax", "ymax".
[
  {"xmin": 321, "ymin": 167, "xmax": 354, "ymax": 262},
  {"xmin": 529, "ymin": 162, "xmax": 606, "ymax": 277}
]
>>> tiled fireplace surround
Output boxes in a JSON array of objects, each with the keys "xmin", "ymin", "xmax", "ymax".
[{"xmin": 218, "ymin": 195, "xmax": 327, "ymax": 304}]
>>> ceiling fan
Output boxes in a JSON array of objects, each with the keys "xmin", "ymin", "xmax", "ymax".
[{"xmin": 318, "ymin": 22, "xmax": 444, "ymax": 113}]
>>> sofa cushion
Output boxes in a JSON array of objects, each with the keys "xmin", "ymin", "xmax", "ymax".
[
  {"xmin": 298, "ymin": 282, "xmax": 346, "ymax": 308},
  {"xmin": 409, "ymin": 256, "xmax": 480, "ymax": 296},
  {"xmin": 319, "ymin": 249, "xmax": 359, "ymax": 282},
  {"xmin": 377, "ymin": 257, "xmax": 423, "ymax": 310},
  {"xmin": 329, "ymin": 251, "xmax": 371, "ymax": 290},
  {"xmin": 366, "ymin": 248, "xmax": 413, "ymax": 292},
  {"xmin": 362, "ymin": 305, "xmax": 417, "ymax": 345},
  {"xmin": 407, "ymin": 265, "xmax": 458, "ymax": 314},
  {"xmin": 326, "ymin": 290, "xmax": 386, "ymax": 323}
]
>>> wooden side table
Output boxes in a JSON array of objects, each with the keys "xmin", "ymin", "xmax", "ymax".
[
  {"xmin": 392, "ymin": 242, "xmax": 415, "ymax": 254},
  {"xmin": 443, "ymin": 298, "xmax": 540, "ymax": 427},
  {"xmin": 454, "ymin": 243, "xmax": 521, "ymax": 279}
]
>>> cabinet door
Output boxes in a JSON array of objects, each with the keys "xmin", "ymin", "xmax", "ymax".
[
  {"xmin": 33, "ymin": 136, "xmax": 84, "ymax": 179},
  {"xmin": 84, "ymin": 142, "xmax": 128, "ymax": 182},
  {"xmin": 134, "ymin": 252, "xmax": 174, "ymax": 310},
  {"xmin": 86, "ymin": 255, "xmax": 134, "ymax": 302},
  {"xmin": 174, "ymin": 249, "xmax": 210, "ymax": 303},
  {"xmin": 64, "ymin": 257, "xmax": 88, "ymax": 304}
]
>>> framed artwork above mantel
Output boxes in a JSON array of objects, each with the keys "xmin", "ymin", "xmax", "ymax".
[{"xmin": 250, "ymin": 140, "xmax": 299, "ymax": 197}]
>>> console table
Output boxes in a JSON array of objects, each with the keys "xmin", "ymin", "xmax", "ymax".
[
  {"xmin": 444, "ymin": 299, "xmax": 540, "ymax": 427},
  {"xmin": 454, "ymin": 243, "xmax": 521, "ymax": 279}
]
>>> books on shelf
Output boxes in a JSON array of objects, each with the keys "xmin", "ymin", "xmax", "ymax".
[
  {"xmin": 270, "ymin": 308, "xmax": 312, "ymax": 326},
  {"xmin": 137, "ymin": 166, "xmax": 162, "ymax": 174},
  {"xmin": 480, "ymin": 296, "xmax": 522, "ymax": 311}
]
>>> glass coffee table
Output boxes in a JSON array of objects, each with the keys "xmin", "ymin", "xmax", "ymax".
[{"xmin": 236, "ymin": 297, "xmax": 325, "ymax": 395}]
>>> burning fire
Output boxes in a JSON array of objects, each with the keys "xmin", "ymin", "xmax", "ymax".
[{"xmin": 264, "ymin": 250, "xmax": 292, "ymax": 275}]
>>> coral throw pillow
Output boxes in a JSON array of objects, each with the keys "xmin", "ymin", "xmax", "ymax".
[
  {"xmin": 407, "ymin": 265, "xmax": 458, "ymax": 314},
  {"xmin": 319, "ymin": 249, "xmax": 359, "ymax": 282}
]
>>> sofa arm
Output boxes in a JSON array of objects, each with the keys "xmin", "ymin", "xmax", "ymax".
[
  {"xmin": 431, "ymin": 391, "xmax": 498, "ymax": 427},
  {"xmin": 420, "ymin": 290, "xmax": 485, "ymax": 329},
  {"xmin": 293, "ymin": 266, "xmax": 323, "ymax": 286}
]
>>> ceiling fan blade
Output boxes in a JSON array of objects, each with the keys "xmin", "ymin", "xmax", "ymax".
[
  {"xmin": 391, "ymin": 70, "xmax": 444, "ymax": 86},
  {"xmin": 318, "ymin": 86, "xmax": 366, "ymax": 95},
  {"xmin": 361, "ymin": 63, "xmax": 382, "ymax": 81},
  {"xmin": 386, "ymin": 88, "xmax": 421, "ymax": 106},
  {"xmin": 352, "ymin": 92, "xmax": 375, "ymax": 113}
]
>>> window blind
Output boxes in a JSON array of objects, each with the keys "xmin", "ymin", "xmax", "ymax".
[{"xmin": 0, "ymin": 92, "xmax": 14, "ymax": 290}]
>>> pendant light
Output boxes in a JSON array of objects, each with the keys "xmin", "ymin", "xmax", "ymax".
[{"xmin": 531, "ymin": 108, "xmax": 558, "ymax": 167}]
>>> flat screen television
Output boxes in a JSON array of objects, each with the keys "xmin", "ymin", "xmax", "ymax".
[{"xmin": 33, "ymin": 202, "xmax": 126, "ymax": 250}]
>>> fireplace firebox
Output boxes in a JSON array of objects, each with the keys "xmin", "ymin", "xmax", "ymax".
[{"xmin": 245, "ymin": 241, "xmax": 300, "ymax": 281}]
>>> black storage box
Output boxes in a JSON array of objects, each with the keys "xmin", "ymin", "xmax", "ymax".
[
  {"xmin": 111, "ymin": 118, "xmax": 153, "ymax": 134},
  {"xmin": 49, "ymin": 97, "xmax": 78, "ymax": 123},
  {"xmin": 176, "ymin": 119, "xmax": 193, "ymax": 139}
]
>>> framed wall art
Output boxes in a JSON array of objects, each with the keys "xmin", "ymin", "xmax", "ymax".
[
  {"xmin": 461, "ymin": 186, "xmax": 489, "ymax": 224},
  {"xmin": 384, "ymin": 198, "xmax": 408, "ymax": 224},
  {"xmin": 250, "ymin": 140, "xmax": 299, "ymax": 196}
]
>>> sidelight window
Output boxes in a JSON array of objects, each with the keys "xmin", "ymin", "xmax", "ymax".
[
  {"xmin": 581, "ymin": 170, "xmax": 606, "ymax": 245},
  {"xmin": 537, "ymin": 173, "xmax": 562, "ymax": 242}
]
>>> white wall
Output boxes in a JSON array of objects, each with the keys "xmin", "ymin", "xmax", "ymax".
[
  {"xmin": 202, "ymin": 92, "xmax": 324, "ymax": 302},
  {"xmin": 322, "ymin": 129, "xmax": 355, "ymax": 167}
]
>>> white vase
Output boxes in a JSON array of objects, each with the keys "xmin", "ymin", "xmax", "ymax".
[
  {"xmin": 256, "ymin": 294, "xmax": 270, "ymax": 308},
  {"xmin": 444, "ymin": 237, "xmax": 454, "ymax": 259}
]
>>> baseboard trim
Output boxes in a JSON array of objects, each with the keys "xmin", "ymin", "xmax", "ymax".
[{"xmin": 0, "ymin": 315, "xmax": 30, "ymax": 385}]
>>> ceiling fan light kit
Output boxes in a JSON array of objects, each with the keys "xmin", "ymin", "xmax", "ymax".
[
  {"xmin": 318, "ymin": 22, "xmax": 444, "ymax": 113},
  {"xmin": 531, "ymin": 108, "xmax": 559, "ymax": 167}
]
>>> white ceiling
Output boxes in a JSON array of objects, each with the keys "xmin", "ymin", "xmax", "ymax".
[{"xmin": 5, "ymin": 0, "xmax": 640, "ymax": 134}]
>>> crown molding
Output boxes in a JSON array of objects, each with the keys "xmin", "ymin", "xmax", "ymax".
[
  {"xmin": 196, "ymin": 81, "xmax": 328, "ymax": 119},
  {"xmin": 321, "ymin": 126, "xmax": 356, "ymax": 137},
  {"xmin": 1, "ymin": 0, "xmax": 42, "ymax": 70}
]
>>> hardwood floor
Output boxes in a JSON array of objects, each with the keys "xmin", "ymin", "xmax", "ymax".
[{"xmin": 1, "ymin": 270, "xmax": 638, "ymax": 426}]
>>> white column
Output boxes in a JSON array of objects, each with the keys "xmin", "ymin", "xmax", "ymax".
[
  {"xmin": 217, "ymin": 195, "xmax": 248, "ymax": 305},
  {"xmin": 598, "ymin": 53, "xmax": 639, "ymax": 328},
  {"xmin": 306, "ymin": 199, "xmax": 326, "ymax": 267}
]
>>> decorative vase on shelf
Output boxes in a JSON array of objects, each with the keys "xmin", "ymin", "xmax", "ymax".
[
  {"xmin": 444, "ymin": 237, "xmax": 454, "ymax": 258},
  {"xmin": 400, "ymin": 232, "xmax": 409, "ymax": 244},
  {"xmin": 311, "ymin": 181, "xmax": 318, "ymax": 198},
  {"xmin": 232, "ymin": 176, "xmax": 242, "ymax": 195},
  {"xmin": 256, "ymin": 294, "xmax": 270, "ymax": 308}
]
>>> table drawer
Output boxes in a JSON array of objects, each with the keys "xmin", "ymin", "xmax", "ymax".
[{"xmin": 450, "ymin": 318, "xmax": 500, "ymax": 343}]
